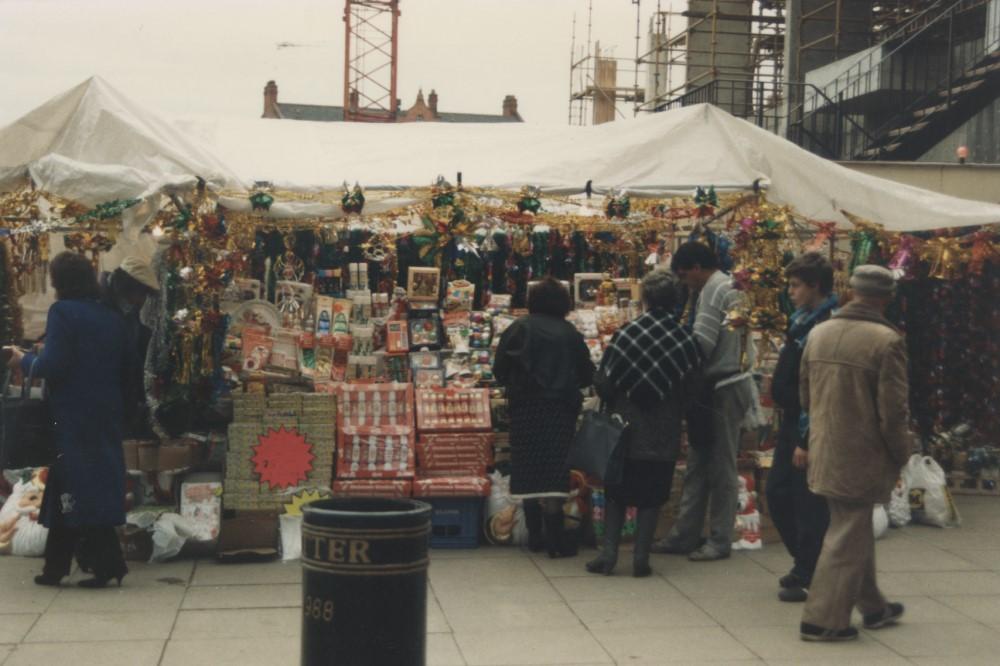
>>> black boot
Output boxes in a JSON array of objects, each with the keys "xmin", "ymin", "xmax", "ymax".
[
  {"xmin": 522, "ymin": 500, "xmax": 545, "ymax": 553},
  {"xmin": 633, "ymin": 507, "xmax": 660, "ymax": 577},
  {"xmin": 587, "ymin": 498, "xmax": 624, "ymax": 575},
  {"xmin": 543, "ymin": 511, "xmax": 577, "ymax": 559}
]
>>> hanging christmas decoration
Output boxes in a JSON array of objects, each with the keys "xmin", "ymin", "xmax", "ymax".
[
  {"xmin": 604, "ymin": 189, "xmax": 630, "ymax": 219},
  {"xmin": 341, "ymin": 182, "xmax": 366, "ymax": 215},
  {"xmin": 249, "ymin": 191, "xmax": 275, "ymax": 212},
  {"xmin": 517, "ymin": 186, "xmax": 542, "ymax": 215}
]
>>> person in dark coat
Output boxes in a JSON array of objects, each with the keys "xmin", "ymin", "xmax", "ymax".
[
  {"xmin": 588, "ymin": 269, "xmax": 702, "ymax": 577},
  {"xmin": 99, "ymin": 256, "xmax": 159, "ymax": 439},
  {"xmin": 5, "ymin": 252, "xmax": 131, "ymax": 588},
  {"xmin": 493, "ymin": 277, "xmax": 595, "ymax": 558},
  {"xmin": 765, "ymin": 252, "xmax": 837, "ymax": 602}
]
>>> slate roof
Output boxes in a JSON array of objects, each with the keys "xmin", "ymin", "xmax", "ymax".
[{"xmin": 274, "ymin": 102, "xmax": 518, "ymax": 123}]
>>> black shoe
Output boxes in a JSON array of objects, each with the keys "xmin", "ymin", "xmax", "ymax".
[
  {"xmin": 34, "ymin": 574, "xmax": 63, "ymax": 587},
  {"xmin": 585, "ymin": 556, "xmax": 616, "ymax": 575},
  {"xmin": 78, "ymin": 569, "xmax": 127, "ymax": 589},
  {"xmin": 863, "ymin": 602, "xmax": 905, "ymax": 629},
  {"xmin": 800, "ymin": 622, "xmax": 859, "ymax": 642},
  {"xmin": 778, "ymin": 586, "xmax": 808, "ymax": 603},
  {"xmin": 523, "ymin": 501, "xmax": 545, "ymax": 553},
  {"xmin": 632, "ymin": 562, "xmax": 653, "ymax": 578},
  {"xmin": 779, "ymin": 572, "xmax": 805, "ymax": 589},
  {"xmin": 543, "ymin": 513, "xmax": 577, "ymax": 559}
]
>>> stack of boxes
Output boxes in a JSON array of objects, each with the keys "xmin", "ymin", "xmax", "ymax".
[
  {"xmin": 414, "ymin": 387, "xmax": 494, "ymax": 547},
  {"xmin": 225, "ymin": 393, "xmax": 336, "ymax": 511},
  {"xmin": 333, "ymin": 383, "xmax": 416, "ymax": 496}
]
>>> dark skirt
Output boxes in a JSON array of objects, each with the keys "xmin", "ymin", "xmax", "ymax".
[
  {"xmin": 606, "ymin": 459, "xmax": 677, "ymax": 508},
  {"xmin": 508, "ymin": 397, "xmax": 580, "ymax": 497}
]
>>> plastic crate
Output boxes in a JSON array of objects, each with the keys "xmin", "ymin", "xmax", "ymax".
[{"xmin": 428, "ymin": 498, "xmax": 482, "ymax": 549}]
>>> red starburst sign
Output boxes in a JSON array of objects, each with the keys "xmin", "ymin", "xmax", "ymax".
[{"xmin": 252, "ymin": 427, "xmax": 316, "ymax": 490}]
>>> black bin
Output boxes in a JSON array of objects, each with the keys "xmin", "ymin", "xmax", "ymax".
[{"xmin": 301, "ymin": 497, "xmax": 432, "ymax": 666}]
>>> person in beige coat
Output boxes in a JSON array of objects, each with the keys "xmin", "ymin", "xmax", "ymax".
[{"xmin": 798, "ymin": 265, "xmax": 913, "ymax": 642}]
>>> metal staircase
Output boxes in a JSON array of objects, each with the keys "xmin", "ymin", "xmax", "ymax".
[{"xmin": 788, "ymin": 0, "xmax": 998, "ymax": 160}]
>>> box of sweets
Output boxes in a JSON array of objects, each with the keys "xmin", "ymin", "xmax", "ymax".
[
  {"xmin": 332, "ymin": 479, "xmax": 414, "ymax": 498},
  {"xmin": 336, "ymin": 425, "xmax": 415, "ymax": 479},
  {"xmin": 412, "ymin": 475, "xmax": 491, "ymax": 498},
  {"xmin": 415, "ymin": 388, "xmax": 491, "ymax": 432},
  {"xmin": 337, "ymin": 383, "xmax": 414, "ymax": 428}
]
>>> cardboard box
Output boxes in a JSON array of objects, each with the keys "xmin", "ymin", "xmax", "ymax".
[
  {"xmin": 158, "ymin": 442, "xmax": 198, "ymax": 470},
  {"xmin": 137, "ymin": 442, "xmax": 159, "ymax": 472},
  {"xmin": 217, "ymin": 509, "xmax": 280, "ymax": 558},
  {"xmin": 122, "ymin": 440, "xmax": 143, "ymax": 470}
]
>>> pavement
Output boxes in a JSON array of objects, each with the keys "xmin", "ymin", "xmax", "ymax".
[{"xmin": 1, "ymin": 495, "xmax": 999, "ymax": 665}]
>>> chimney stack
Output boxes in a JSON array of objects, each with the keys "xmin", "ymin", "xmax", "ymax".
[
  {"xmin": 263, "ymin": 80, "xmax": 279, "ymax": 118},
  {"xmin": 502, "ymin": 95, "xmax": 520, "ymax": 119},
  {"xmin": 428, "ymin": 89, "xmax": 438, "ymax": 116}
]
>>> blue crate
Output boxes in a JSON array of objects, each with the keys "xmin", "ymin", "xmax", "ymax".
[{"xmin": 428, "ymin": 498, "xmax": 482, "ymax": 549}]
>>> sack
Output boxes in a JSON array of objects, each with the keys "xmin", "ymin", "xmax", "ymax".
[
  {"xmin": 902, "ymin": 454, "xmax": 961, "ymax": 528},
  {"xmin": 567, "ymin": 406, "xmax": 627, "ymax": 486},
  {"xmin": 1, "ymin": 363, "xmax": 56, "ymax": 469},
  {"xmin": 887, "ymin": 478, "xmax": 911, "ymax": 527}
]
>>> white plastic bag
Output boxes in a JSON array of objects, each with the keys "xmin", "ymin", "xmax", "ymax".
[
  {"xmin": 484, "ymin": 471, "xmax": 526, "ymax": 546},
  {"xmin": 902, "ymin": 454, "xmax": 961, "ymax": 528},
  {"xmin": 888, "ymin": 479, "xmax": 911, "ymax": 527},
  {"xmin": 873, "ymin": 505, "xmax": 889, "ymax": 539},
  {"xmin": 280, "ymin": 514, "xmax": 302, "ymax": 562},
  {"xmin": 150, "ymin": 513, "xmax": 200, "ymax": 562}
]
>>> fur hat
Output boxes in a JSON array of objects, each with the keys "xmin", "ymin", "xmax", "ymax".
[{"xmin": 850, "ymin": 264, "xmax": 895, "ymax": 298}]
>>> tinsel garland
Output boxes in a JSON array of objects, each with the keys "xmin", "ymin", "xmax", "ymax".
[{"xmin": 0, "ymin": 240, "xmax": 23, "ymax": 344}]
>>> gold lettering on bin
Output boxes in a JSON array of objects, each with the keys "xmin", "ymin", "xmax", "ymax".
[{"xmin": 303, "ymin": 535, "xmax": 374, "ymax": 565}]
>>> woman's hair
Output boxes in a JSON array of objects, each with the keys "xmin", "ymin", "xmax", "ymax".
[
  {"xmin": 670, "ymin": 241, "xmax": 719, "ymax": 272},
  {"xmin": 641, "ymin": 268, "xmax": 682, "ymax": 311},
  {"xmin": 785, "ymin": 252, "xmax": 834, "ymax": 295},
  {"xmin": 527, "ymin": 277, "xmax": 572, "ymax": 318},
  {"xmin": 50, "ymin": 251, "xmax": 100, "ymax": 301}
]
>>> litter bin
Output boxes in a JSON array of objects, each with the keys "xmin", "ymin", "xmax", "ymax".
[{"xmin": 301, "ymin": 497, "xmax": 432, "ymax": 666}]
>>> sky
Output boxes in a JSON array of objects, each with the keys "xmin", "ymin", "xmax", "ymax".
[{"xmin": 0, "ymin": 0, "xmax": 683, "ymax": 127}]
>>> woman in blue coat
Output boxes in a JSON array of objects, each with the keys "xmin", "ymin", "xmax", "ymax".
[{"xmin": 5, "ymin": 251, "xmax": 130, "ymax": 588}]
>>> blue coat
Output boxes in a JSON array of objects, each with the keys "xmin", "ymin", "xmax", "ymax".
[{"xmin": 23, "ymin": 299, "xmax": 129, "ymax": 528}]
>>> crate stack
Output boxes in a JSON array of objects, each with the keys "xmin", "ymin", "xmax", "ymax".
[
  {"xmin": 414, "ymin": 387, "xmax": 494, "ymax": 548},
  {"xmin": 332, "ymin": 383, "xmax": 416, "ymax": 497},
  {"xmin": 225, "ymin": 393, "xmax": 336, "ymax": 510}
]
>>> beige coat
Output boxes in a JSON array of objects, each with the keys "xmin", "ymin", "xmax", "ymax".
[{"xmin": 800, "ymin": 301, "xmax": 914, "ymax": 504}]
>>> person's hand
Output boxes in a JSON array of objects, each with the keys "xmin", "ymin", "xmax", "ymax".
[
  {"xmin": 792, "ymin": 446, "xmax": 809, "ymax": 469},
  {"xmin": 3, "ymin": 346, "xmax": 23, "ymax": 370}
]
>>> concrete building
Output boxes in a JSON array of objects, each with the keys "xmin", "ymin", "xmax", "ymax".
[
  {"xmin": 262, "ymin": 81, "xmax": 523, "ymax": 124},
  {"xmin": 646, "ymin": 1, "xmax": 1000, "ymax": 164}
]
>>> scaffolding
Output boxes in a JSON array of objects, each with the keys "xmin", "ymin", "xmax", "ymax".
[
  {"xmin": 632, "ymin": 1, "xmax": 786, "ymax": 126},
  {"xmin": 568, "ymin": 1, "xmax": 644, "ymax": 126},
  {"xmin": 343, "ymin": 0, "xmax": 400, "ymax": 123}
]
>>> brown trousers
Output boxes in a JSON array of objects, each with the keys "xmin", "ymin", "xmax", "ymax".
[{"xmin": 801, "ymin": 498, "xmax": 887, "ymax": 630}]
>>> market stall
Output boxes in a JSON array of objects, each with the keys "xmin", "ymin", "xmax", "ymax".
[{"xmin": 1, "ymin": 77, "xmax": 998, "ymax": 561}]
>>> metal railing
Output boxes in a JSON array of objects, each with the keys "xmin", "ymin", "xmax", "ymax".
[{"xmin": 798, "ymin": 0, "xmax": 988, "ymax": 115}]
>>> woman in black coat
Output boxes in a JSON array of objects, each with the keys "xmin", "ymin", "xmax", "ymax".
[
  {"xmin": 5, "ymin": 252, "xmax": 131, "ymax": 588},
  {"xmin": 588, "ymin": 269, "xmax": 702, "ymax": 576},
  {"xmin": 493, "ymin": 278, "xmax": 595, "ymax": 558}
]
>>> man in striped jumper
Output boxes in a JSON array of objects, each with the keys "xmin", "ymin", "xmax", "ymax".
[{"xmin": 652, "ymin": 241, "xmax": 754, "ymax": 561}]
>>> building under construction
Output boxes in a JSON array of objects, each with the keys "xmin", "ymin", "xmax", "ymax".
[{"xmin": 572, "ymin": 0, "xmax": 1000, "ymax": 163}]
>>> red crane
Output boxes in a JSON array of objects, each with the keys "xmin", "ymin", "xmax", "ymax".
[{"xmin": 343, "ymin": 0, "xmax": 401, "ymax": 122}]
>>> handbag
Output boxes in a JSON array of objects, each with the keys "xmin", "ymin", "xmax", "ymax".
[
  {"xmin": 567, "ymin": 403, "xmax": 628, "ymax": 486},
  {"xmin": 1, "ymin": 359, "xmax": 56, "ymax": 469}
]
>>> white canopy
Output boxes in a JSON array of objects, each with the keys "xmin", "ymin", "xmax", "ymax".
[
  {"xmin": 0, "ymin": 77, "xmax": 240, "ymax": 205},
  {"xmin": 2, "ymin": 77, "xmax": 999, "ymax": 232},
  {"xmin": 180, "ymin": 103, "xmax": 1000, "ymax": 232}
]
